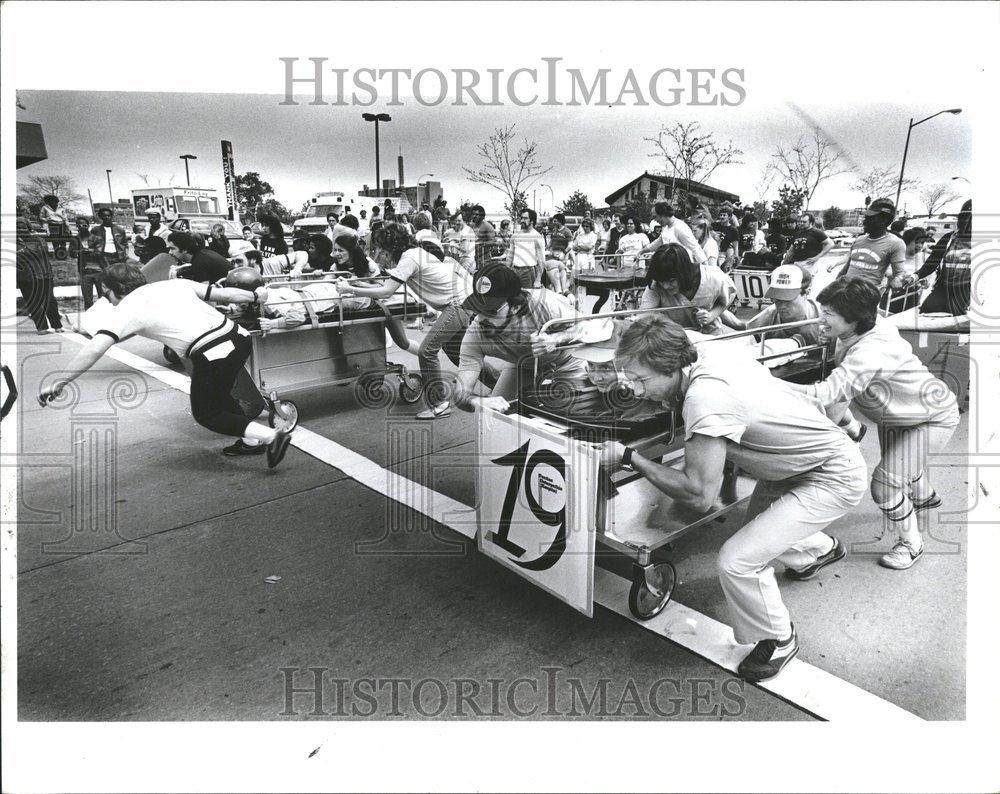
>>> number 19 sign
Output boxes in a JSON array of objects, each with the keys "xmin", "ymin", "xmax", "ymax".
[{"xmin": 476, "ymin": 409, "xmax": 601, "ymax": 616}]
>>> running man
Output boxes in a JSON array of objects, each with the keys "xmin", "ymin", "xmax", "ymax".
[
  {"xmin": 38, "ymin": 264, "xmax": 294, "ymax": 467},
  {"xmin": 601, "ymin": 315, "xmax": 867, "ymax": 681}
]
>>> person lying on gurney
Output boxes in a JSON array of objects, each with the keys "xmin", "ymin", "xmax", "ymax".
[
  {"xmin": 222, "ymin": 266, "xmax": 415, "ymax": 350},
  {"xmin": 230, "ymin": 234, "xmax": 333, "ymax": 276},
  {"xmin": 719, "ymin": 264, "xmax": 827, "ymax": 351},
  {"xmin": 453, "ymin": 264, "xmax": 613, "ymax": 413}
]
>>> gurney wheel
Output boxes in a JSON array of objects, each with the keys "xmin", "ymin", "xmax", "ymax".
[
  {"xmin": 356, "ymin": 371, "xmax": 394, "ymax": 409},
  {"xmin": 163, "ymin": 345, "xmax": 182, "ymax": 366},
  {"xmin": 628, "ymin": 561, "xmax": 676, "ymax": 620},
  {"xmin": 398, "ymin": 373, "xmax": 424, "ymax": 404},
  {"xmin": 268, "ymin": 399, "xmax": 299, "ymax": 432}
]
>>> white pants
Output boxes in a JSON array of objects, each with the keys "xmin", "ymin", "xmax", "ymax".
[
  {"xmin": 873, "ymin": 410, "xmax": 959, "ymax": 491},
  {"xmin": 717, "ymin": 443, "xmax": 867, "ymax": 644}
]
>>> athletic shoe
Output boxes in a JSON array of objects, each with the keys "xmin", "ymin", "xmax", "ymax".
[
  {"xmin": 879, "ymin": 541, "xmax": 923, "ymax": 570},
  {"xmin": 415, "ymin": 402, "xmax": 451, "ymax": 420},
  {"xmin": 784, "ymin": 537, "xmax": 846, "ymax": 580},
  {"xmin": 737, "ymin": 626, "xmax": 799, "ymax": 682},
  {"xmin": 266, "ymin": 429, "xmax": 292, "ymax": 469},
  {"xmin": 223, "ymin": 439, "xmax": 266, "ymax": 457},
  {"xmin": 912, "ymin": 492, "xmax": 941, "ymax": 512}
]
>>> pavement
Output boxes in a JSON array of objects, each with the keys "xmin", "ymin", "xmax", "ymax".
[{"xmin": 10, "ymin": 283, "xmax": 969, "ymax": 721}]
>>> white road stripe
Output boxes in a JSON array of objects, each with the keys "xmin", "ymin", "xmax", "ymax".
[{"xmin": 67, "ymin": 333, "xmax": 921, "ymax": 722}]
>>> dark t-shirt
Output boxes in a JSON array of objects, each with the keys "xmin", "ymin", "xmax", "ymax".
[
  {"xmin": 258, "ymin": 234, "xmax": 288, "ymax": 259},
  {"xmin": 714, "ymin": 223, "xmax": 739, "ymax": 253},
  {"xmin": 787, "ymin": 227, "xmax": 828, "ymax": 262},
  {"xmin": 182, "ymin": 248, "xmax": 231, "ymax": 283}
]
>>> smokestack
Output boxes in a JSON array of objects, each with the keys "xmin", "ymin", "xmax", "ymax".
[{"xmin": 398, "ymin": 148, "xmax": 404, "ymax": 186}]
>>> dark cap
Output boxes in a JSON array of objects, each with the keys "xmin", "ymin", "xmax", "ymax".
[
  {"xmin": 865, "ymin": 198, "xmax": 896, "ymax": 218},
  {"xmin": 462, "ymin": 264, "xmax": 523, "ymax": 313}
]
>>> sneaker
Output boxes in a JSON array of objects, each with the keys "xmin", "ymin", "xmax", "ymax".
[
  {"xmin": 879, "ymin": 541, "xmax": 923, "ymax": 570},
  {"xmin": 784, "ymin": 537, "xmax": 846, "ymax": 580},
  {"xmin": 415, "ymin": 402, "xmax": 451, "ymax": 420},
  {"xmin": 737, "ymin": 626, "xmax": 799, "ymax": 682},
  {"xmin": 912, "ymin": 492, "xmax": 941, "ymax": 512},
  {"xmin": 223, "ymin": 439, "xmax": 266, "ymax": 457},
  {"xmin": 266, "ymin": 429, "xmax": 292, "ymax": 469}
]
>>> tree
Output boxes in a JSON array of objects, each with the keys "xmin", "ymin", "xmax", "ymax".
[
  {"xmin": 620, "ymin": 191, "xmax": 653, "ymax": 226},
  {"xmin": 504, "ymin": 190, "xmax": 528, "ymax": 221},
  {"xmin": 256, "ymin": 198, "xmax": 292, "ymax": 225},
  {"xmin": 16, "ymin": 174, "xmax": 86, "ymax": 212},
  {"xmin": 462, "ymin": 124, "xmax": 552, "ymax": 214},
  {"xmin": 823, "ymin": 206, "xmax": 846, "ymax": 229},
  {"xmin": 918, "ymin": 183, "xmax": 961, "ymax": 216},
  {"xmin": 558, "ymin": 190, "xmax": 593, "ymax": 216},
  {"xmin": 850, "ymin": 165, "xmax": 917, "ymax": 204},
  {"xmin": 645, "ymin": 121, "xmax": 743, "ymax": 188},
  {"xmin": 234, "ymin": 172, "xmax": 275, "ymax": 221},
  {"xmin": 768, "ymin": 185, "xmax": 808, "ymax": 231},
  {"xmin": 750, "ymin": 200, "xmax": 770, "ymax": 226},
  {"xmin": 767, "ymin": 129, "xmax": 846, "ymax": 207}
]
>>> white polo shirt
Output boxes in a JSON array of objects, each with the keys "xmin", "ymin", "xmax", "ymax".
[
  {"xmin": 384, "ymin": 246, "xmax": 472, "ymax": 311},
  {"xmin": 94, "ymin": 279, "xmax": 235, "ymax": 357},
  {"xmin": 659, "ymin": 218, "xmax": 707, "ymax": 265}
]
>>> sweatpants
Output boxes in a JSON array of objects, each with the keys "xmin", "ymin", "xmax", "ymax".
[
  {"xmin": 189, "ymin": 326, "xmax": 255, "ymax": 437},
  {"xmin": 717, "ymin": 442, "xmax": 867, "ymax": 644}
]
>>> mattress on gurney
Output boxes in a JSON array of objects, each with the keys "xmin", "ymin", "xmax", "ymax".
[
  {"xmin": 883, "ymin": 307, "xmax": 970, "ymax": 334},
  {"xmin": 242, "ymin": 297, "xmax": 427, "ymax": 333}
]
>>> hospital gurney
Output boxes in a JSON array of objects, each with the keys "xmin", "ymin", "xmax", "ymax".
[
  {"xmin": 476, "ymin": 306, "xmax": 831, "ymax": 620},
  {"xmin": 572, "ymin": 253, "xmax": 652, "ymax": 312},
  {"xmin": 241, "ymin": 274, "xmax": 427, "ymax": 405}
]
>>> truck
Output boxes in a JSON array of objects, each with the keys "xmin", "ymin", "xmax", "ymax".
[
  {"xmin": 293, "ymin": 191, "xmax": 362, "ymax": 235},
  {"xmin": 131, "ymin": 186, "xmax": 254, "ymax": 256}
]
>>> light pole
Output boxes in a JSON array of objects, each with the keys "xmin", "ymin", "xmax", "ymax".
[
  {"xmin": 105, "ymin": 169, "xmax": 113, "ymax": 202},
  {"xmin": 539, "ymin": 182, "xmax": 555, "ymax": 215},
  {"xmin": 895, "ymin": 108, "xmax": 962, "ymax": 208},
  {"xmin": 179, "ymin": 154, "xmax": 197, "ymax": 187},
  {"xmin": 417, "ymin": 173, "xmax": 434, "ymax": 207},
  {"xmin": 362, "ymin": 113, "xmax": 391, "ymax": 195}
]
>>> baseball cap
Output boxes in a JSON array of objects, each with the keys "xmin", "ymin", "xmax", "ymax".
[
  {"xmin": 462, "ymin": 264, "xmax": 523, "ymax": 313},
  {"xmin": 765, "ymin": 264, "xmax": 805, "ymax": 300},
  {"xmin": 569, "ymin": 319, "xmax": 623, "ymax": 363},
  {"xmin": 865, "ymin": 198, "xmax": 896, "ymax": 218}
]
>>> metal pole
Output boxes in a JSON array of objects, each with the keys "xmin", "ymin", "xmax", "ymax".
[
  {"xmin": 105, "ymin": 170, "xmax": 113, "ymax": 202},
  {"xmin": 895, "ymin": 118, "xmax": 914, "ymax": 209},
  {"xmin": 374, "ymin": 120, "xmax": 381, "ymax": 193},
  {"xmin": 184, "ymin": 159, "xmax": 191, "ymax": 186},
  {"xmin": 87, "ymin": 188, "xmax": 94, "ymax": 217}
]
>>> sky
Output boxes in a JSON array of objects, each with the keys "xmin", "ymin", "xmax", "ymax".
[{"xmin": 17, "ymin": 88, "xmax": 971, "ymax": 220}]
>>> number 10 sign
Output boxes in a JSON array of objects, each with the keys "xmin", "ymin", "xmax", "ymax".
[{"xmin": 476, "ymin": 409, "xmax": 601, "ymax": 616}]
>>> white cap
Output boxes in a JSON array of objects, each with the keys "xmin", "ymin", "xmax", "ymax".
[{"xmin": 765, "ymin": 264, "xmax": 806, "ymax": 300}]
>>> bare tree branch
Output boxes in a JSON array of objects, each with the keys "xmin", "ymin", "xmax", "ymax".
[
  {"xmin": 645, "ymin": 121, "xmax": 743, "ymax": 186},
  {"xmin": 462, "ymin": 124, "xmax": 552, "ymax": 211},
  {"xmin": 849, "ymin": 165, "xmax": 917, "ymax": 203},
  {"xmin": 917, "ymin": 183, "xmax": 962, "ymax": 216},
  {"xmin": 769, "ymin": 128, "xmax": 847, "ymax": 206},
  {"xmin": 16, "ymin": 174, "xmax": 86, "ymax": 209}
]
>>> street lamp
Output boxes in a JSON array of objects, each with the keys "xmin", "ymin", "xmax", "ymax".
[
  {"xmin": 539, "ymin": 183, "xmax": 555, "ymax": 215},
  {"xmin": 361, "ymin": 112, "xmax": 391, "ymax": 195},
  {"xmin": 179, "ymin": 154, "xmax": 198, "ymax": 187},
  {"xmin": 105, "ymin": 169, "xmax": 113, "ymax": 202},
  {"xmin": 417, "ymin": 173, "xmax": 434, "ymax": 207},
  {"xmin": 951, "ymin": 176, "xmax": 970, "ymax": 185},
  {"xmin": 895, "ymin": 108, "xmax": 962, "ymax": 207}
]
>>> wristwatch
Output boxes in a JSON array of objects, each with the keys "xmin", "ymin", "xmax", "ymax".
[{"xmin": 621, "ymin": 446, "xmax": 636, "ymax": 470}]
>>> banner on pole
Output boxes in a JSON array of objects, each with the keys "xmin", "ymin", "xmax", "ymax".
[{"xmin": 221, "ymin": 140, "xmax": 237, "ymax": 221}]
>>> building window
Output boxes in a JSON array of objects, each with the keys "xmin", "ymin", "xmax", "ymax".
[{"xmin": 649, "ymin": 182, "xmax": 659, "ymax": 200}]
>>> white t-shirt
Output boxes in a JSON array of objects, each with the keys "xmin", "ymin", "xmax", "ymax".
[
  {"xmin": 506, "ymin": 228, "xmax": 546, "ymax": 270},
  {"xmin": 101, "ymin": 226, "xmax": 117, "ymax": 254},
  {"xmin": 94, "ymin": 279, "xmax": 235, "ymax": 357},
  {"xmin": 659, "ymin": 218, "xmax": 707, "ymax": 264},
  {"xmin": 384, "ymin": 246, "xmax": 472, "ymax": 311},
  {"xmin": 616, "ymin": 233, "xmax": 648, "ymax": 266},
  {"xmin": 701, "ymin": 235, "xmax": 720, "ymax": 265}
]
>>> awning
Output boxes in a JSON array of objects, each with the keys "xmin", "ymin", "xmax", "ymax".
[{"xmin": 16, "ymin": 121, "xmax": 48, "ymax": 169}]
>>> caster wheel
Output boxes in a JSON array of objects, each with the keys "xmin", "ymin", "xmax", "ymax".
[
  {"xmin": 397, "ymin": 373, "xmax": 423, "ymax": 404},
  {"xmin": 355, "ymin": 371, "xmax": 394, "ymax": 409},
  {"xmin": 628, "ymin": 561, "xmax": 676, "ymax": 620},
  {"xmin": 163, "ymin": 345, "xmax": 181, "ymax": 366},
  {"xmin": 268, "ymin": 399, "xmax": 299, "ymax": 432}
]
